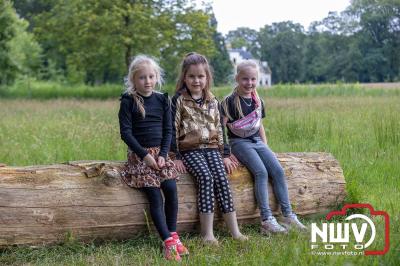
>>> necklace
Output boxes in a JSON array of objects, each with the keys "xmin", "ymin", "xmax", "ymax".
[
  {"xmin": 239, "ymin": 95, "xmax": 253, "ymax": 107},
  {"xmin": 187, "ymin": 88, "xmax": 204, "ymax": 106},
  {"xmin": 193, "ymin": 97, "xmax": 204, "ymax": 105}
]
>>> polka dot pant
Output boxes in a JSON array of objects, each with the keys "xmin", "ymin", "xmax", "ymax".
[{"xmin": 182, "ymin": 149, "xmax": 235, "ymax": 214}]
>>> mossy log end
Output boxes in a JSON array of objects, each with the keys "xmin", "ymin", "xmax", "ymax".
[{"xmin": 0, "ymin": 152, "xmax": 346, "ymax": 247}]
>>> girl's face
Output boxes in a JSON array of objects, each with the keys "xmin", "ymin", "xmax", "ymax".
[
  {"xmin": 133, "ymin": 64, "xmax": 157, "ymax": 96},
  {"xmin": 184, "ymin": 64, "xmax": 207, "ymax": 96},
  {"xmin": 236, "ymin": 67, "xmax": 258, "ymax": 97}
]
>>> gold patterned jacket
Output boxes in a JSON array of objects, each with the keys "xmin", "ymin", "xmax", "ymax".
[{"xmin": 171, "ymin": 90, "xmax": 224, "ymax": 157}]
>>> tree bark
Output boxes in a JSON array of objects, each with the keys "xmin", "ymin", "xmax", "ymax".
[{"xmin": 0, "ymin": 152, "xmax": 346, "ymax": 247}]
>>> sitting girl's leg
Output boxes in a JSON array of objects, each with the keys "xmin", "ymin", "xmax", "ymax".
[
  {"xmin": 182, "ymin": 150, "xmax": 218, "ymax": 244},
  {"xmin": 161, "ymin": 179, "xmax": 189, "ymax": 255},
  {"xmin": 205, "ymin": 149, "xmax": 247, "ymax": 241},
  {"xmin": 230, "ymin": 138, "xmax": 273, "ymax": 220},
  {"xmin": 231, "ymin": 138, "xmax": 287, "ymax": 234},
  {"xmin": 142, "ymin": 186, "xmax": 184, "ymax": 259},
  {"xmin": 204, "ymin": 149, "xmax": 234, "ymax": 214},
  {"xmin": 254, "ymin": 139, "xmax": 307, "ymax": 230},
  {"xmin": 161, "ymin": 179, "xmax": 178, "ymax": 232},
  {"xmin": 253, "ymin": 140, "xmax": 292, "ymax": 216},
  {"xmin": 182, "ymin": 150, "xmax": 215, "ymax": 213},
  {"xmin": 141, "ymin": 187, "xmax": 170, "ymax": 240}
]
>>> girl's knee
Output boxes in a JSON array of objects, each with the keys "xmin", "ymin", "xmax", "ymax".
[
  {"xmin": 198, "ymin": 175, "xmax": 214, "ymax": 186},
  {"xmin": 149, "ymin": 196, "xmax": 164, "ymax": 209},
  {"xmin": 220, "ymin": 200, "xmax": 235, "ymax": 213},
  {"xmin": 161, "ymin": 179, "xmax": 177, "ymax": 192},
  {"xmin": 253, "ymin": 167, "xmax": 268, "ymax": 179},
  {"xmin": 164, "ymin": 189, "xmax": 178, "ymax": 204},
  {"xmin": 271, "ymin": 165, "xmax": 285, "ymax": 180},
  {"xmin": 253, "ymin": 172, "xmax": 268, "ymax": 186}
]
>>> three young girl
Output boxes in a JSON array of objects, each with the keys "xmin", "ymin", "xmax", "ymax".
[
  {"xmin": 221, "ymin": 60, "xmax": 306, "ymax": 234},
  {"xmin": 118, "ymin": 55, "xmax": 187, "ymax": 261},
  {"xmin": 119, "ymin": 53, "xmax": 306, "ymax": 260}
]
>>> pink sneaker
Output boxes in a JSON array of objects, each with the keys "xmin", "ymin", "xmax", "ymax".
[
  {"xmin": 171, "ymin": 232, "xmax": 189, "ymax": 256},
  {"xmin": 163, "ymin": 237, "xmax": 181, "ymax": 261}
]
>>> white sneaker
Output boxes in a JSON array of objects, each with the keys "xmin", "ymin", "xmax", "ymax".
[
  {"xmin": 261, "ymin": 216, "xmax": 288, "ymax": 234},
  {"xmin": 281, "ymin": 213, "xmax": 307, "ymax": 231}
]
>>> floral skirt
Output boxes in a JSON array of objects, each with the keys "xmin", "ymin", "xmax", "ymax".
[{"xmin": 120, "ymin": 147, "xmax": 178, "ymax": 188}]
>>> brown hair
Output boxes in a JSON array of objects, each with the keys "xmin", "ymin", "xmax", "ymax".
[
  {"xmin": 175, "ymin": 52, "xmax": 213, "ymax": 100},
  {"xmin": 125, "ymin": 55, "xmax": 163, "ymax": 118},
  {"xmin": 222, "ymin": 60, "xmax": 261, "ymax": 120}
]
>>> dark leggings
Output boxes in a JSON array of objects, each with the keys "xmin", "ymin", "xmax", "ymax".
[
  {"xmin": 182, "ymin": 149, "xmax": 235, "ymax": 214},
  {"xmin": 141, "ymin": 179, "xmax": 178, "ymax": 240}
]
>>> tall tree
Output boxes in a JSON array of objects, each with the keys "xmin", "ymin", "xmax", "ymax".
[
  {"xmin": 159, "ymin": 2, "xmax": 216, "ymax": 82},
  {"xmin": 0, "ymin": 0, "xmax": 17, "ymax": 85},
  {"xmin": 209, "ymin": 11, "xmax": 232, "ymax": 85},
  {"xmin": 258, "ymin": 22, "xmax": 305, "ymax": 83},
  {"xmin": 346, "ymin": 0, "xmax": 400, "ymax": 81},
  {"xmin": 35, "ymin": 0, "xmax": 161, "ymax": 84},
  {"xmin": 30, "ymin": 0, "xmax": 215, "ymax": 84},
  {"xmin": 303, "ymin": 15, "xmax": 362, "ymax": 83},
  {"xmin": 9, "ymin": 9, "xmax": 42, "ymax": 79},
  {"xmin": 226, "ymin": 27, "xmax": 259, "ymax": 57},
  {"xmin": 11, "ymin": 0, "xmax": 53, "ymax": 30}
]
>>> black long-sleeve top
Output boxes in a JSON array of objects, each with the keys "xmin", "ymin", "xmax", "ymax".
[{"xmin": 118, "ymin": 92, "xmax": 172, "ymax": 159}]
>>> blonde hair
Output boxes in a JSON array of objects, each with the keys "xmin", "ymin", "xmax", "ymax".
[
  {"xmin": 222, "ymin": 60, "xmax": 262, "ymax": 120},
  {"xmin": 175, "ymin": 52, "xmax": 213, "ymax": 100},
  {"xmin": 125, "ymin": 55, "xmax": 164, "ymax": 118}
]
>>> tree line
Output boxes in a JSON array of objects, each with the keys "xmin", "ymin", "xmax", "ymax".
[
  {"xmin": 1, "ymin": 0, "xmax": 399, "ymax": 86},
  {"xmin": 1, "ymin": 0, "xmax": 232, "ymax": 86},
  {"xmin": 226, "ymin": 0, "xmax": 400, "ymax": 83}
]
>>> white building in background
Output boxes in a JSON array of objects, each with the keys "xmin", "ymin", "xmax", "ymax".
[{"xmin": 228, "ymin": 48, "xmax": 272, "ymax": 87}]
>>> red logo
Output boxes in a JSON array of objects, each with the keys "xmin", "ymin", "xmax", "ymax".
[{"xmin": 311, "ymin": 203, "xmax": 390, "ymax": 256}]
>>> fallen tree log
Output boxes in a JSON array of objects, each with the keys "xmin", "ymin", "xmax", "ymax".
[{"xmin": 0, "ymin": 152, "xmax": 346, "ymax": 247}]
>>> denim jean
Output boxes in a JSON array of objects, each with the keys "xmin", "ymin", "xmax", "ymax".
[{"xmin": 229, "ymin": 137, "xmax": 292, "ymax": 220}]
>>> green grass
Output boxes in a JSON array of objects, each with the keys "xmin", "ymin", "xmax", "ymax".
[
  {"xmin": 1, "ymin": 80, "xmax": 400, "ymax": 99},
  {"xmin": 265, "ymin": 83, "xmax": 400, "ymax": 97},
  {"xmin": 0, "ymin": 92, "xmax": 399, "ymax": 265},
  {"xmin": 0, "ymin": 80, "xmax": 124, "ymax": 99}
]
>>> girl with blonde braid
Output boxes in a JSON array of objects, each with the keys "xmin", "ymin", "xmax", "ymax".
[
  {"xmin": 221, "ymin": 60, "xmax": 307, "ymax": 235},
  {"xmin": 118, "ymin": 55, "xmax": 188, "ymax": 261}
]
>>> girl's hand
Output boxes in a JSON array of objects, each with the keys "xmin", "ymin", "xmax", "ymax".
[
  {"xmin": 223, "ymin": 157, "xmax": 238, "ymax": 175},
  {"xmin": 143, "ymin": 154, "xmax": 160, "ymax": 170},
  {"xmin": 229, "ymin": 154, "xmax": 240, "ymax": 165},
  {"xmin": 157, "ymin": 156, "xmax": 165, "ymax": 168},
  {"xmin": 173, "ymin": 160, "xmax": 187, "ymax": 174},
  {"xmin": 259, "ymin": 124, "xmax": 268, "ymax": 144}
]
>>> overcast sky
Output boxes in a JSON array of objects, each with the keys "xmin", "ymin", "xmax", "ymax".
[{"xmin": 208, "ymin": 0, "xmax": 352, "ymax": 35}]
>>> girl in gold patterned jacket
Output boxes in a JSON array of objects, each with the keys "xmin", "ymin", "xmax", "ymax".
[{"xmin": 171, "ymin": 52, "xmax": 247, "ymax": 245}]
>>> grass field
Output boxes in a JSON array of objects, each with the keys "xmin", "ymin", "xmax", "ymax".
[
  {"xmin": 0, "ymin": 85, "xmax": 399, "ymax": 265},
  {"xmin": 1, "ymin": 80, "xmax": 400, "ymax": 99}
]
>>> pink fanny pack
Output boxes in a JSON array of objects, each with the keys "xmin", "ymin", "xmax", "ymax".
[{"xmin": 226, "ymin": 106, "xmax": 262, "ymax": 138}]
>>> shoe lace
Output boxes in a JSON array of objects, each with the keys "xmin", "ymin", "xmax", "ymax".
[
  {"xmin": 172, "ymin": 234, "xmax": 182, "ymax": 245},
  {"xmin": 264, "ymin": 217, "xmax": 284, "ymax": 230},
  {"xmin": 270, "ymin": 220, "xmax": 282, "ymax": 229},
  {"xmin": 166, "ymin": 243, "xmax": 178, "ymax": 255},
  {"xmin": 287, "ymin": 214, "xmax": 300, "ymax": 223}
]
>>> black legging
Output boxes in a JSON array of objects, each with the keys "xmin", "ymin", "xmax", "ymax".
[
  {"xmin": 141, "ymin": 179, "xmax": 178, "ymax": 240},
  {"xmin": 182, "ymin": 149, "xmax": 235, "ymax": 214}
]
